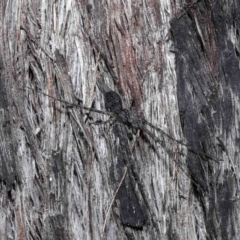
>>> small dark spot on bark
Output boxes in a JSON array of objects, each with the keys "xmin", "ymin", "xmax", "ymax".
[{"xmin": 86, "ymin": 4, "xmax": 92, "ymax": 14}]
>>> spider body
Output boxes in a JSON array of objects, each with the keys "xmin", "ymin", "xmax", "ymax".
[{"xmin": 104, "ymin": 91, "xmax": 123, "ymax": 114}]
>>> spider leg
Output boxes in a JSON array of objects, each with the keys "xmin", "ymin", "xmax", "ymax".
[
  {"xmin": 144, "ymin": 120, "xmax": 223, "ymax": 162},
  {"xmin": 141, "ymin": 126, "xmax": 205, "ymax": 191}
]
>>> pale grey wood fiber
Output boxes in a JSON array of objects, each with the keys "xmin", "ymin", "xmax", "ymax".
[{"xmin": 0, "ymin": 0, "xmax": 239, "ymax": 240}]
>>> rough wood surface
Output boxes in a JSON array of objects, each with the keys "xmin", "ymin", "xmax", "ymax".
[{"xmin": 0, "ymin": 0, "xmax": 239, "ymax": 239}]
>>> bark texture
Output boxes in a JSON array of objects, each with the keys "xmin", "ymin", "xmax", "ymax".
[{"xmin": 0, "ymin": 0, "xmax": 239, "ymax": 239}]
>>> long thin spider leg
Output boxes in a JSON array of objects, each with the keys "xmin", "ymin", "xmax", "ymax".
[
  {"xmin": 144, "ymin": 120, "xmax": 188, "ymax": 147},
  {"xmin": 144, "ymin": 120, "xmax": 223, "ymax": 162},
  {"xmin": 142, "ymin": 126, "xmax": 204, "ymax": 191},
  {"xmin": 20, "ymin": 87, "xmax": 113, "ymax": 116}
]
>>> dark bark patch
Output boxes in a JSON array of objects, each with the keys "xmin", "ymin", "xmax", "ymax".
[
  {"xmin": 110, "ymin": 123, "xmax": 147, "ymax": 229},
  {"xmin": 51, "ymin": 150, "xmax": 65, "ymax": 177},
  {"xmin": 43, "ymin": 214, "xmax": 69, "ymax": 240},
  {"xmin": 171, "ymin": 1, "xmax": 240, "ymax": 238},
  {"xmin": 218, "ymin": 173, "xmax": 235, "ymax": 240}
]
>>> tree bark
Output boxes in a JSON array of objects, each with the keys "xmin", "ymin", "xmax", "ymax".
[{"xmin": 0, "ymin": 0, "xmax": 239, "ymax": 239}]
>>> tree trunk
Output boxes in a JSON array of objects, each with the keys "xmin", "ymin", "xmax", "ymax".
[{"xmin": 0, "ymin": 0, "xmax": 239, "ymax": 239}]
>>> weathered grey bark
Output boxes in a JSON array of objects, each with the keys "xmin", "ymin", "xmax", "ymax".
[{"xmin": 0, "ymin": 0, "xmax": 239, "ymax": 239}]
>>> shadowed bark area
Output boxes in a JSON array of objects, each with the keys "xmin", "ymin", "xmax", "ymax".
[
  {"xmin": 171, "ymin": 1, "xmax": 240, "ymax": 239},
  {"xmin": 0, "ymin": 0, "xmax": 239, "ymax": 240}
]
